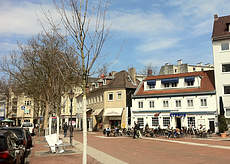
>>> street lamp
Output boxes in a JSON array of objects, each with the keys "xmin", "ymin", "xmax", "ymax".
[{"xmin": 68, "ymin": 89, "xmax": 74, "ymax": 146}]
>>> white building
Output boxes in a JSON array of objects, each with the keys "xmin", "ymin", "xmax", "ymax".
[
  {"xmin": 131, "ymin": 71, "xmax": 217, "ymax": 132},
  {"xmin": 212, "ymin": 14, "xmax": 230, "ymax": 119}
]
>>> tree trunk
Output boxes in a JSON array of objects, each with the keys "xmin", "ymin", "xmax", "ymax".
[{"xmin": 43, "ymin": 100, "xmax": 50, "ymax": 130}]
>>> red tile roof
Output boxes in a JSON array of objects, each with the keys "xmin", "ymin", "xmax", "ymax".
[
  {"xmin": 212, "ymin": 15, "xmax": 230, "ymax": 41},
  {"xmin": 135, "ymin": 71, "xmax": 215, "ymax": 96}
]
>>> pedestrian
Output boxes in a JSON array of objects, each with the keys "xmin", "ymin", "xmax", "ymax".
[
  {"xmin": 133, "ymin": 121, "xmax": 137, "ymax": 139},
  {"xmin": 63, "ymin": 122, "xmax": 68, "ymax": 137}
]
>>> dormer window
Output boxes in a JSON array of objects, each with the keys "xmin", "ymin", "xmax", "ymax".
[
  {"xmin": 161, "ymin": 78, "xmax": 178, "ymax": 88},
  {"xmin": 147, "ymin": 80, "xmax": 156, "ymax": 89},
  {"xmin": 185, "ymin": 76, "xmax": 195, "ymax": 86}
]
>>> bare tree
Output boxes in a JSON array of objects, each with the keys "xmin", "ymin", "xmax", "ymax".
[
  {"xmin": 138, "ymin": 63, "xmax": 159, "ymax": 76},
  {"xmin": 45, "ymin": 0, "xmax": 109, "ymax": 163},
  {"xmin": 0, "ymin": 32, "xmax": 79, "ymax": 130}
]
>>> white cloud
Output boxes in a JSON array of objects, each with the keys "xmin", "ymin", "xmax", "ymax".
[
  {"xmin": 0, "ymin": 1, "xmax": 58, "ymax": 36},
  {"xmin": 137, "ymin": 38, "xmax": 180, "ymax": 52},
  {"xmin": 0, "ymin": 42, "xmax": 18, "ymax": 52},
  {"xmin": 108, "ymin": 10, "xmax": 176, "ymax": 36}
]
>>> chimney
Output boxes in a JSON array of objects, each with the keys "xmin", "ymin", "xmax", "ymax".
[
  {"xmin": 128, "ymin": 68, "xmax": 136, "ymax": 84},
  {"xmin": 165, "ymin": 63, "xmax": 169, "ymax": 66},
  {"xmin": 147, "ymin": 69, "xmax": 152, "ymax": 76},
  {"xmin": 177, "ymin": 59, "xmax": 182, "ymax": 65},
  {"xmin": 214, "ymin": 14, "xmax": 218, "ymax": 20}
]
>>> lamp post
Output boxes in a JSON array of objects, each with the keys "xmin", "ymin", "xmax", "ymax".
[{"xmin": 68, "ymin": 89, "xmax": 74, "ymax": 146}]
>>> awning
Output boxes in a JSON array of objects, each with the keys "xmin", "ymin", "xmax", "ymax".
[
  {"xmin": 103, "ymin": 108, "xmax": 123, "ymax": 116},
  {"xmin": 92, "ymin": 108, "xmax": 103, "ymax": 116},
  {"xmin": 184, "ymin": 76, "xmax": 195, "ymax": 82},
  {"xmin": 147, "ymin": 80, "xmax": 156, "ymax": 85},
  {"xmin": 86, "ymin": 108, "xmax": 92, "ymax": 112},
  {"xmin": 161, "ymin": 78, "xmax": 179, "ymax": 84}
]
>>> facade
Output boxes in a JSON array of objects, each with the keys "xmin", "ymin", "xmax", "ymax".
[
  {"xmin": 7, "ymin": 90, "xmax": 35, "ymax": 126},
  {"xmin": 212, "ymin": 14, "xmax": 230, "ymax": 119},
  {"xmin": 159, "ymin": 59, "xmax": 214, "ymax": 75},
  {"xmin": 76, "ymin": 68, "xmax": 138, "ymax": 131},
  {"xmin": 0, "ymin": 93, "xmax": 7, "ymax": 120},
  {"xmin": 60, "ymin": 86, "xmax": 83, "ymax": 128},
  {"xmin": 132, "ymin": 71, "xmax": 217, "ymax": 132}
]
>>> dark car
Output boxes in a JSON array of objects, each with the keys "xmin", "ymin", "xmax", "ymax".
[
  {"xmin": 0, "ymin": 127, "xmax": 30, "ymax": 158},
  {"xmin": 0, "ymin": 130, "xmax": 25, "ymax": 164}
]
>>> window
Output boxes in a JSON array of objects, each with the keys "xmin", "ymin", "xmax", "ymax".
[
  {"xmin": 164, "ymin": 83, "xmax": 169, "ymax": 88},
  {"xmin": 137, "ymin": 118, "xmax": 144, "ymax": 127},
  {"xmin": 226, "ymin": 109, "xmax": 230, "ymax": 117},
  {"xmin": 176, "ymin": 100, "xmax": 181, "ymax": 107},
  {"xmin": 187, "ymin": 117, "xmax": 195, "ymax": 127},
  {"xmin": 187, "ymin": 99, "xmax": 194, "ymax": 107},
  {"xmin": 117, "ymin": 92, "xmax": 122, "ymax": 100},
  {"xmin": 200, "ymin": 98, "xmax": 207, "ymax": 106},
  {"xmin": 221, "ymin": 42, "xmax": 229, "ymax": 51},
  {"xmin": 108, "ymin": 93, "xmax": 113, "ymax": 101},
  {"xmin": 193, "ymin": 67, "xmax": 196, "ymax": 71},
  {"xmin": 152, "ymin": 117, "xmax": 159, "ymax": 127},
  {"xmin": 224, "ymin": 86, "xmax": 230, "ymax": 94},
  {"xmin": 171, "ymin": 83, "xmax": 177, "ymax": 87},
  {"xmin": 175, "ymin": 69, "xmax": 177, "ymax": 73},
  {"xmin": 149, "ymin": 101, "xmax": 154, "ymax": 108},
  {"xmin": 149, "ymin": 85, "xmax": 155, "ymax": 89},
  {"xmin": 163, "ymin": 117, "xmax": 170, "ymax": 127},
  {"xmin": 187, "ymin": 81, "xmax": 194, "ymax": 86},
  {"xmin": 222, "ymin": 64, "xmax": 230, "ymax": 72},
  {"xmin": 163, "ymin": 100, "xmax": 169, "ymax": 107},
  {"xmin": 138, "ymin": 101, "xmax": 143, "ymax": 108}
]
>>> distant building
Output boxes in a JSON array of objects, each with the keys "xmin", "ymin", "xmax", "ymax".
[
  {"xmin": 159, "ymin": 59, "xmax": 214, "ymax": 75},
  {"xmin": 76, "ymin": 68, "xmax": 139, "ymax": 131},
  {"xmin": 132, "ymin": 70, "xmax": 217, "ymax": 132},
  {"xmin": 212, "ymin": 14, "xmax": 230, "ymax": 119},
  {"xmin": 0, "ymin": 93, "xmax": 7, "ymax": 120}
]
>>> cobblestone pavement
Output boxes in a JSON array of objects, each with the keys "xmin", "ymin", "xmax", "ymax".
[
  {"xmin": 29, "ymin": 132, "xmax": 230, "ymax": 164},
  {"xmin": 73, "ymin": 131, "xmax": 230, "ymax": 164}
]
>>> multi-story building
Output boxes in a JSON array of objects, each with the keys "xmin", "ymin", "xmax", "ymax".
[
  {"xmin": 0, "ymin": 93, "xmax": 7, "ymax": 120},
  {"xmin": 159, "ymin": 60, "xmax": 214, "ymax": 75},
  {"xmin": 76, "ymin": 68, "xmax": 138, "ymax": 131},
  {"xmin": 131, "ymin": 71, "xmax": 217, "ymax": 132},
  {"xmin": 212, "ymin": 14, "xmax": 230, "ymax": 121},
  {"xmin": 7, "ymin": 90, "xmax": 35, "ymax": 125}
]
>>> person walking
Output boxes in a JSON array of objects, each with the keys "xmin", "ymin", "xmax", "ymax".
[
  {"xmin": 133, "ymin": 121, "xmax": 137, "ymax": 139},
  {"xmin": 63, "ymin": 122, "xmax": 68, "ymax": 137}
]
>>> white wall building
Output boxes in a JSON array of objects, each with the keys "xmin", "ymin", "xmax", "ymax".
[
  {"xmin": 132, "ymin": 71, "xmax": 217, "ymax": 132},
  {"xmin": 212, "ymin": 14, "xmax": 230, "ymax": 118}
]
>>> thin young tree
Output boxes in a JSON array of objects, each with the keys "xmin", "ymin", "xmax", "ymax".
[{"xmin": 46, "ymin": 0, "xmax": 109, "ymax": 163}]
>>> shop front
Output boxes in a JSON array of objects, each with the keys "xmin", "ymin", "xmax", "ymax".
[{"xmin": 103, "ymin": 108, "xmax": 123, "ymax": 129}]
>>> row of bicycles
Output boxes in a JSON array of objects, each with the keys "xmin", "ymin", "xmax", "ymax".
[{"xmin": 103, "ymin": 127, "xmax": 213, "ymax": 139}]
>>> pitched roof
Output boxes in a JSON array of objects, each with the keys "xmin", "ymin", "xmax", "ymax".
[
  {"xmin": 134, "ymin": 70, "xmax": 215, "ymax": 97},
  {"xmin": 106, "ymin": 70, "xmax": 137, "ymax": 89},
  {"xmin": 212, "ymin": 15, "xmax": 230, "ymax": 41}
]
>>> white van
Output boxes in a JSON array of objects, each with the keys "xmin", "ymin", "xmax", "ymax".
[{"xmin": 21, "ymin": 122, "xmax": 34, "ymax": 135}]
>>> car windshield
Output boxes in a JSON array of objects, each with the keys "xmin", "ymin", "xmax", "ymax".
[
  {"xmin": 22, "ymin": 123, "xmax": 33, "ymax": 127},
  {"xmin": 0, "ymin": 136, "xmax": 7, "ymax": 151},
  {"xmin": 8, "ymin": 129, "xmax": 23, "ymax": 138}
]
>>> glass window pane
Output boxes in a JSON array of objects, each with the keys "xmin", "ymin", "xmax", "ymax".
[
  {"xmin": 224, "ymin": 86, "xmax": 230, "ymax": 94},
  {"xmin": 222, "ymin": 64, "xmax": 230, "ymax": 72},
  {"xmin": 221, "ymin": 42, "xmax": 229, "ymax": 50}
]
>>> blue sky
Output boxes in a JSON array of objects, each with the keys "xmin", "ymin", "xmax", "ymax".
[{"xmin": 0, "ymin": 0, "xmax": 230, "ymax": 74}]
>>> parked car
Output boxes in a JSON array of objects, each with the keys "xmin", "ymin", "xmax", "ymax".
[
  {"xmin": 21, "ymin": 122, "xmax": 34, "ymax": 136},
  {"xmin": 0, "ymin": 127, "xmax": 30, "ymax": 158},
  {"xmin": 0, "ymin": 130, "xmax": 25, "ymax": 164}
]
